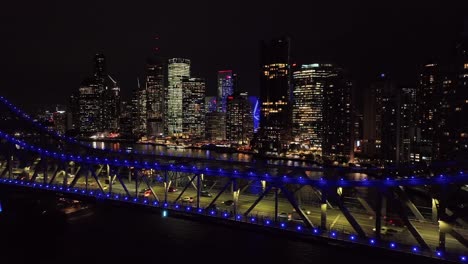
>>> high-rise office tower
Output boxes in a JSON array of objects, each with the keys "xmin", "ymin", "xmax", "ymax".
[
  {"xmin": 205, "ymin": 96, "xmax": 217, "ymax": 113},
  {"xmin": 450, "ymin": 29, "xmax": 468, "ymax": 159},
  {"xmin": 76, "ymin": 53, "xmax": 120, "ymax": 134},
  {"xmin": 292, "ymin": 64, "xmax": 329, "ymax": 149},
  {"xmin": 365, "ymin": 75, "xmax": 418, "ymax": 164},
  {"xmin": 119, "ymin": 101, "xmax": 133, "ymax": 138},
  {"xmin": 102, "ymin": 75, "xmax": 121, "ymax": 132},
  {"xmin": 182, "ymin": 77, "xmax": 206, "ymax": 139},
  {"xmin": 217, "ymin": 70, "xmax": 234, "ymax": 113},
  {"xmin": 146, "ymin": 58, "xmax": 166, "ymax": 137},
  {"xmin": 94, "ymin": 53, "xmax": 106, "ymax": 82},
  {"xmin": 399, "ymin": 87, "xmax": 417, "ymax": 163},
  {"xmin": 69, "ymin": 93, "xmax": 79, "ymax": 131},
  {"xmin": 322, "ymin": 66, "xmax": 353, "ymax": 161},
  {"xmin": 78, "ymin": 78, "xmax": 101, "ymax": 135},
  {"xmin": 226, "ymin": 92, "xmax": 253, "ymax": 145},
  {"xmin": 257, "ymin": 36, "xmax": 292, "ymax": 154},
  {"xmin": 167, "ymin": 58, "xmax": 190, "ymax": 136},
  {"xmin": 415, "ymin": 63, "xmax": 440, "ymax": 162},
  {"xmin": 205, "ymin": 112, "xmax": 226, "ymax": 141},
  {"xmin": 131, "ymin": 78, "xmax": 147, "ymax": 137},
  {"xmin": 93, "ymin": 53, "xmax": 106, "ymax": 128}
]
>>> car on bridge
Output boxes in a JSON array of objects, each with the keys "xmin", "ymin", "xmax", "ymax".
[
  {"xmin": 139, "ymin": 188, "xmax": 153, "ymax": 197},
  {"xmin": 182, "ymin": 196, "xmax": 194, "ymax": 203},
  {"xmin": 372, "ymin": 226, "xmax": 399, "ymax": 236},
  {"xmin": 278, "ymin": 212, "xmax": 290, "ymax": 222},
  {"xmin": 200, "ymin": 190, "xmax": 213, "ymax": 197},
  {"xmin": 223, "ymin": 200, "xmax": 234, "ymax": 206}
]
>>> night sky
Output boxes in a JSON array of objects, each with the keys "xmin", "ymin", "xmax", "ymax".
[{"xmin": 1, "ymin": 1, "xmax": 467, "ymax": 109}]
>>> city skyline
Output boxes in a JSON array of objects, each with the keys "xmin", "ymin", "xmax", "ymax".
[
  {"xmin": 2, "ymin": 3, "xmax": 468, "ymax": 263},
  {"xmin": 1, "ymin": 1, "xmax": 467, "ymax": 108}
]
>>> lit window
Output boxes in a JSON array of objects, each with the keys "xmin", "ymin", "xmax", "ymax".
[{"xmin": 464, "ymin": 63, "xmax": 468, "ymax": 69}]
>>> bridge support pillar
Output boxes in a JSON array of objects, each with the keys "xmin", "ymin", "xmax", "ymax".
[
  {"xmin": 438, "ymin": 186, "xmax": 448, "ymax": 253},
  {"xmin": 375, "ymin": 189, "xmax": 383, "ymax": 239},
  {"xmin": 274, "ymin": 187, "xmax": 279, "ymax": 223},
  {"xmin": 321, "ymin": 188, "xmax": 327, "ymax": 230},
  {"xmin": 8, "ymin": 155, "xmax": 13, "ymax": 179},
  {"xmin": 432, "ymin": 198, "xmax": 439, "ymax": 223},
  {"xmin": 43, "ymin": 159, "xmax": 48, "ymax": 184},
  {"xmin": 163, "ymin": 171, "xmax": 168, "ymax": 203},
  {"xmin": 86, "ymin": 168, "xmax": 90, "ymax": 192},
  {"xmin": 135, "ymin": 169, "xmax": 139, "ymax": 198},
  {"xmin": 107, "ymin": 166, "xmax": 112, "ymax": 195},
  {"xmin": 232, "ymin": 179, "xmax": 239, "ymax": 216},
  {"xmin": 196, "ymin": 174, "xmax": 201, "ymax": 209}
]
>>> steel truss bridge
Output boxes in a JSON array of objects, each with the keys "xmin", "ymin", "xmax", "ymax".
[{"xmin": 0, "ymin": 95, "xmax": 468, "ymax": 263}]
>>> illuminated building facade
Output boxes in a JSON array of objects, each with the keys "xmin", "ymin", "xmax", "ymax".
[
  {"xmin": 78, "ymin": 79, "xmax": 101, "ymax": 135},
  {"xmin": 415, "ymin": 63, "xmax": 439, "ymax": 162},
  {"xmin": 257, "ymin": 36, "xmax": 292, "ymax": 154},
  {"xmin": 102, "ymin": 76, "xmax": 120, "ymax": 132},
  {"xmin": 75, "ymin": 53, "xmax": 120, "ymax": 136},
  {"xmin": 292, "ymin": 64, "xmax": 330, "ymax": 149},
  {"xmin": 146, "ymin": 58, "xmax": 166, "ymax": 137},
  {"xmin": 322, "ymin": 66, "xmax": 353, "ymax": 160},
  {"xmin": 205, "ymin": 112, "xmax": 226, "ymax": 141},
  {"xmin": 205, "ymin": 96, "xmax": 217, "ymax": 113},
  {"xmin": 248, "ymin": 96, "xmax": 260, "ymax": 133},
  {"xmin": 131, "ymin": 79, "xmax": 147, "ymax": 137},
  {"xmin": 217, "ymin": 70, "xmax": 234, "ymax": 113},
  {"xmin": 182, "ymin": 77, "xmax": 206, "ymax": 139},
  {"xmin": 226, "ymin": 92, "xmax": 253, "ymax": 144},
  {"xmin": 167, "ymin": 58, "xmax": 190, "ymax": 136},
  {"xmin": 454, "ymin": 35, "xmax": 468, "ymax": 158}
]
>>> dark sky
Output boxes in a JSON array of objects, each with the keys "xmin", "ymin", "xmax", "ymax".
[{"xmin": 1, "ymin": 1, "xmax": 467, "ymax": 109}]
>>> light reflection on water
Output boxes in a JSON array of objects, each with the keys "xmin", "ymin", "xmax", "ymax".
[{"xmin": 98, "ymin": 142, "xmax": 260, "ymax": 163}]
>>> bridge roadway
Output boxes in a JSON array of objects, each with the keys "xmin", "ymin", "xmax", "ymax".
[{"xmin": 65, "ymin": 176, "xmax": 468, "ymax": 255}]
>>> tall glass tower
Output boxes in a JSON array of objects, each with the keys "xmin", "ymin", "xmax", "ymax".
[
  {"xmin": 257, "ymin": 36, "xmax": 292, "ymax": 154},
  {"xmin": 146, "ymin": 57, "xmax": 166, "ymax": 137},
  {"xmin": 217, "ymin": 70, "xmax": 234, "ymax": 113},
  {"xmin": 292, "ymin": 64, "xmax": 327, "ymax": 149},
  {"xmin": 167, "ymin": 58, "xmax": 190, "ymax": 136}
]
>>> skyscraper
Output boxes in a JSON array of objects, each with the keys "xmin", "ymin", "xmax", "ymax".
[
  {"xmin": 322, "ymin": 66, "xmax": 353, "ymax": 161},
  {"xmin": 399, "ymin": 87, "xmax": 417, "ymax": 163},
  {"xmin": 415, "ymin": 63, "xmax": 440, "ymax": 162},
  {"xmin": 226, "ymin": 92, "xmax": 253, "ymax": 145},
  {"xmin": 377, "ymin": 77, "xmax": 398, "ymax": 163},
  {"xmin": 146, "ymin": 58, "xmax": 166, "ymax": 137},
  {"xmin": 78, "ymin": 78, "xmax": 101, "ymax": 135},
  {"xmin": 102, "ymin": 75, "xmax": 121, "ymax": 132},
  {"xmin": 131, "ymin": 78, "xmax": 147, "ymax": 138},
  {"xmin": 182, "ymin": 77, "xmax": 206, "ymax": 139},
  {"xmin": 449, "ymin": 30, "xmax": 468, "ymax": 160},
  {"xmin": 75, "ymin": 53, "xmax": 120, "ymax": 135},
  {"xmin": 292, "ymin": 64, "xmax": 328, "ymax": 149},
  {"xmin": 257, "ymin": 36, "xmax": 292, "ymax": 154},
  {"xmin": 167, "ymin": 58, "xmax": 190, "ymax": 136},
  {"xmin": 217, "ymin": 70, "xmax": 234, "ymax": 113},
  {"xmin": 205, "ymin": 112, "xmax": 226, "ymax": 141}
]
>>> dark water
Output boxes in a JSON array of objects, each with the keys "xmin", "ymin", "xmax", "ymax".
[
  {"xmin": 0, "ymin": 198, "xmax": 445, "ymax": 264},
  {"xmin": 91, "ymin": 141, "xmax": 316, "ymax": 168}
]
